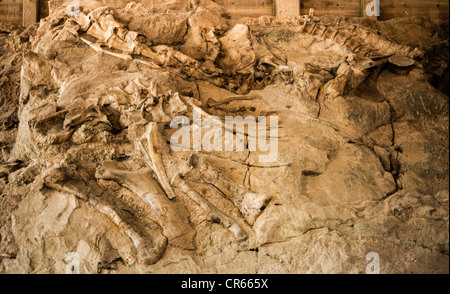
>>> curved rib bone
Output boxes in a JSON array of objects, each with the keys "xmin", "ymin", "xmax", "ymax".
[
  {"xmin": 190, "ymin": 155, "xmax": 272, "ymax": 225},
  {"xmin": 96, "ymin": 163, "xmax": 195, "ymax": 249},
  {"xmin": 89, "ymin": 197, "xmax": 167, "ymax": 265},
  {"xmin": 44, "ymin": 178, "xmax": 166, "ymax": 265},
  {"xmin": 136, "ymin": 122, "xmax": 177, "ymax": 200},
  {"xmin": 81, "ymin": 37, "xmax": 132, "ymax": 61},
  {"xmin": 171, "ymin": 173, "xmax": 254, "ymax": 243}
]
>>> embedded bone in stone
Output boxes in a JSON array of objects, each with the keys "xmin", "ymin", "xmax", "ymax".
[
  {"xmin": 206, "ymin": 95, "xmax": 259, "ymax": 108},
  {"xmin": 137, "ymin": 122, "xmax": 177, "ymax": 200},
  {"xmin": 258, "ymin": 55, "xmax": 278, "ymax": 70},
  {"xmin": 354, "ymin": 55, "xmax": 390, "ymax": 70},
  {"xmin": 63, "ymin": 105, "xmax": 110, "ymax": 130},
  {"xmin": 133, "ymin": 58, "xmax": 161, "ymax": 69},
  {"xmin": 105, "ymin": 34, "xmax": 136, "ymax": 53},
  {"xmin": 96, "ymin": 163, "xmax": 195, "ymax": 248},
  {"xmin": 334, "ymin": 32, "xmax": 351, "ymax": 47},
  {"xmin": 88, "ymin": 198, "xmax": 167, "ymax": 265},
  {"xmin": 323, "ymin": 26, "xmax": 339, "ymax": 40},
  {"xmin": 303, "ymin": 22, "xmax": 317, "ymax": 34},
  {"xmin": 313, "ymin": 24, "xmax": 327, "ymax": 38},
  {"xmin": 140, "ymin": 46, "xmax": 161, "ymax": 62},
  {"xmin": 190, "ymin": 155, "xmax": 272, "ymax": 225},
  {"xmin": 44, "ymin": 180, "xmax": 165, "ymax": 265},
  {"xmin": 80, "ymin": 37, "xmax": 132, "ymax": 61},
  {"xmin": 74, "ymin": 12, "xmax": 91, "ymax": 31},
  {"xmin": 152, "ymin": 45, "xmax": 201, "ymax": 70},
  {"xmin": 165, "ymin": 92, "xmax": 189, "ymax": 116},
  {"xmin": 388, "ymin": 55, "xmax": 416, "ymax": 75},
  {"xmin": 78, "ymin": 8, "xmax": 160, "ymax": 63},
  {"xmin": 181, "ymin": 97, "xmax": 233, "ymax": 134},
  {"xmin": 86, "ymin": 7, "xmax": 125, "ymax": 40},
  {"xmin": 346, "ymin": 38, "xmax": 362, "ymax": 52},
  {"xmin": 149, "ymin": 98, "xmax": 171, "ymax": 123},
  {"xmin": 86, "ymin": 22, "xmax": 113, "ymax": 43},
  {"xmin": 171, "ymin": 173, "xmax": 251, "ymax": 242},
  {"xmin": 217, "ymin": 24, "xmax": 256, "ymax": 75}
]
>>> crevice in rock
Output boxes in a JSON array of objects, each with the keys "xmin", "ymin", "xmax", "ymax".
[{"xmin": 301, "ymin": 170, "xmax": 322, "ymax": 177}]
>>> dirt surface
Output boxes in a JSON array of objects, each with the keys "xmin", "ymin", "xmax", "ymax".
[{"xmin": 0, "ymin": 1, "xmax": 448, "ymax": 274}]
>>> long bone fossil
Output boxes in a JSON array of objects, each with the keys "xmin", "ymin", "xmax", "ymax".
[
  {"xmin": 96, "ymin": 162, "xmax": 195, "ymax": 249},
  {"xmin": 187, "ymin": 154, "xmax": 272, "ymax": 226},
  {"xmin": 171, "ymin": 173, "xmax": 255, "ymax": 246},
  {"xmin": 135, "ymin": 122, "xmax": 177, "ymax": 200},
  {"xmin": 74, "ymin": 8, "xmax": 162, "ymax": 68},
  {"xmin": 75, "ymin": 7, "xmax": 160, "ymax": 59},
  {"xmin": 42, "ymin": 168, "xmax": 167, "ymax": 265},
  {"xmin": 243, "ymin": 12, "xmax": 423, "ymax": 59},
  {"xmin": 74, "ymin": 7, "xmax": 223, "ymax": 77},
  {"xmin": 80, "ymin": 37, "xmax": 160, "ymax": 69},
  {"xmin": 72, "ymin": 6, "xmax": 234, "ymax": 85},
  {"xmin": 134, "ymin": 122, "xmax": 256, "ymax": 246}
]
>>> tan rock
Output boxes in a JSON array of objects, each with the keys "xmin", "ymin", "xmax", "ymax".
[{"xmin": 0, "ymin": 3, "xmax": 448, "ymax": 274}]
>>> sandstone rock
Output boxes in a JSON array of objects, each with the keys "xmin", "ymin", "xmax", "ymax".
[
  {"xmin": 377, "ymin": 69, "xmax": 449, "ymax": 121},
  {"xmin": 179, "ymin": 6, "xmax": 230, "ymax": 61},
  {"xmin": 217, "ymin": 24, "xmax": 256, "ymax": 75},
  {"xmin": 363, "ymin": 124, "xmax": 394, "ymax": 148},
  {"xmin": 393, "ymin": 120, "xmax": 449, "ymax": 195},
  {"xmin": 127, "ymin": 12, "xmax": 189, "ymax": 46},
  {"xmin": 373, "ymin": 145, "xmax": 391, "ymax": 172},
  {"xmin": 303, "ymin": 144, "xmax": 397, "ymax": 205},
  {"xmin": 319, "ymin": 95, "xmax": 392, "ymax": 137}
]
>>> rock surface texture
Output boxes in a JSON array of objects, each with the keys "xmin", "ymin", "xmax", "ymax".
[{"xmin": 0, "ymin": 0, "xmax": 448, "ymax": 274}]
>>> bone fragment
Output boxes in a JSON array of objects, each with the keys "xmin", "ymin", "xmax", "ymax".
[
  {"xmin": 44, "ymin": 180, "xmax": 165, "ymax": 265},
  {"xmin": 171, "ymin": 173, "xmax": 252, "ymax": 242},
  {"xmin": 81, "ymin": 37, "xmax": 132, "ymax": 61},
  {"xmin": 137, "ymin": 122, "xmax": 177, "ymax": 200},
  {"xmin": 97, "ymin": 164, "xmax": 195, "ymax": 248},
  {"xmin": 192, "ymin": 156, "xmax": 272, "ymax": 225}
]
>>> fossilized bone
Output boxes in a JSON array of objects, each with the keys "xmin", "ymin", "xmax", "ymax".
[
  {"xmin": 136, "ymin": 122, "xmax": 177, "ymax": 200},
  {"xmin": 388, "ymin": 55, "xmax": 416, "ymax": 75},
  {"xmin": 182, "ymin": 97, "xmax": 235, "ymax": 134},
  {"xmin": 89, "ymin": 197, "xmax": 167, "ymax": 265},
  {"xmin": 171, "ymin": 173, "xmax": 254, "ymax": 244},
  {"xmin": 182, "ymin": 96, "xmax": 270, "ymax": 138},
  {"xmin": 81, "ymin": 37, "xmax": 132, "ymax": 61},
  {"xmin": 206, "ymin": 95, "xmax": 260, "ymax": 108},
  {"xmin": 188, "ymin": 155, "xmax": 272, "ymax": 226},
  {"xmin": 43, "ymin": 169, "xmax": 166, "ymax": 265},
  {"xmin": 75, "ymin": 8, "xmax": 161, "ymax": 62},
  {"xmin": 349, "ymin": 54, "xmax": 392, "ymax": 70},
  {"xmin": 63, "ymin": 105, "xmax": 111, "ymax": 130},
  {"xmin": 73, "ymin": 6, "xmax": 226, "ymax": 81},
  {"xmin": 80, "ymin": 37, "xmax": 161, "ymax": 69},
  {"xmin": 96, "ymin": 162, "xmax": 195, "ymax": 248},
  {"xmin": 317, "ymin": 52, "xmax": 395, "ymax": 100},
  {"xmin": 243, "ymin": 12, "xmax": 422, "ymax": 59}
]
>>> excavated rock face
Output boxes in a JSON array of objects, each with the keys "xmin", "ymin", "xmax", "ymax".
[{"xmin": 0, "ymin": 2, "xmax": 448, "ymax": 274}]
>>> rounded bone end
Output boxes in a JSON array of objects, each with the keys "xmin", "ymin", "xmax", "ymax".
[
  {"xmin": 229, "ymin": 223, "xmax": 248, "ymax": 242},
  {"xmin": 136, "ymin": 237, "xmax": 168, "ymax": 265},
  {"xmin": 171, "ymin": 173, "xmax": 183, "ymax": 188},
  {"xmin": 388, "ymin": 55, "xmax": 415, "ymax": 75}
]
